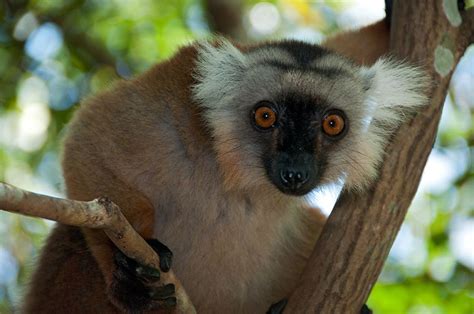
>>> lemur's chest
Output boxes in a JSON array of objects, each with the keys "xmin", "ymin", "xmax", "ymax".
[{"xmin": 152, "ymin": 195, "xmax": 320, "ymax": 313}]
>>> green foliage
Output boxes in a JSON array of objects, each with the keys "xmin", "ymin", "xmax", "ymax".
[{"xmin": 0, "ymin": 1, "xmax": 473, "ymax": 312}]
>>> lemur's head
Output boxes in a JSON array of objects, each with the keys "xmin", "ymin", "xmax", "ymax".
[{"xmin": 193, "ymin": 39, "xmax": 427, "ymax": 196}]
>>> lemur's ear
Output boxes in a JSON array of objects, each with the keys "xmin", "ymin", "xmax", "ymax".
[
  {"xmin": 360, "ymin": 58, "xmax": 429, "ymax": 129},
  {"xmin": 193, "ymin": 39, "xmax": 248, "ymax": 109},
  {"xmin": 343, "ymin": 59, "xmax": 429, "ymax": 191}
]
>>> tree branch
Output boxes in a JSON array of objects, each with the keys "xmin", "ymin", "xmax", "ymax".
[
  {"xmin": 0, "ymin": 182, "xmax": 196, "ymax": 314},
  {"xmin": 285, "ymin": 2, "xmax": 474, "ymax": 313},
  {"xmin": 204, "ymin": 0, "xmax": 247, "ymax": 42}
]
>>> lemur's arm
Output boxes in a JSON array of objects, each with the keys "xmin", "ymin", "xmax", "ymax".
[{"xmin": 323, "ymin": 20, "xmax": 390, "ymax": 65}]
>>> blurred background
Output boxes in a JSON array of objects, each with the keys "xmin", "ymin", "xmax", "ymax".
[{"xmin": 0, "ymin": 0, "xmax": 472, "ymax": 313}]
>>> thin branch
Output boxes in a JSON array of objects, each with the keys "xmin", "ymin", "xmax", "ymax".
[{"xmin": 0, "ymin": 182, "xmax": 196, "ymax": 314}]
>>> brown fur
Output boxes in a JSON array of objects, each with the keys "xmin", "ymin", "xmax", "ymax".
[
  {"xmin": 22, "ymin": 21, "xmax": 389, "ymax": 313},
  {"xmin": 324, "ymin": 20, "xmax": 390, "ymax": 65}
]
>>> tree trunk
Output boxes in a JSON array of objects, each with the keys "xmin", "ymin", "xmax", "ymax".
[{"xmin": 285, "ymin": 1, "xmax": 474, "ymax": 313}]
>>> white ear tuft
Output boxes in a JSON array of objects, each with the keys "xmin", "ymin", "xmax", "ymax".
[
  {"xmin": 343, "ymin": 59, "xmax": 429, "ymax": 191},
  {"xmin": 360, "ymin": 58, "xmax": 429, "ymax": 129},
  {"xmin": 192, "ymin": 39, "xmax": 247, "ymax": 109}
]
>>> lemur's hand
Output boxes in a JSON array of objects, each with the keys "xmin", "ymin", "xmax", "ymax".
[
  {"xmin": 361, "ymin": 304, "xmax": 373, "ymax": 314},
  {"xmin": 267, "ymin": 299, "xmax": 373, "ymax": 314},
  {"xmin": 108, "ymin": 239, "xmax": 176, "ymax": 313},
  {"xmin": 267, "ymin": 299, "xmax": 287, "ymax": 314}
]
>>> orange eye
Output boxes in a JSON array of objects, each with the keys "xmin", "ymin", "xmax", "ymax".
[
  {"xmin": 254, "ymin": 105, "xmax": 277, "ymax": 130},
  {"xmin": 322, "ymin": 112, "xmax": 346, "ymax": 137}
]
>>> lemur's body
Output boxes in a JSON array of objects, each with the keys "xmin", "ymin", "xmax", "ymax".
[{"xmin": 23, "ymin": 20, "xmax": 426, "ymax": 313}]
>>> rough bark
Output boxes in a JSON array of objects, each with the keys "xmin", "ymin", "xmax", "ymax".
[
  {"xmin": 0, "ymin": 182, "xmax": 196, "ymax": 314},
  {"xmin": 285, "ymin": 2, "xmax": 474, "ymax": 313}
]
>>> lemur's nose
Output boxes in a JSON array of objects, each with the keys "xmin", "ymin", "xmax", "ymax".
[{"xmin": 280, "ymin": 168, "xmax": 309, "ymax": 190}]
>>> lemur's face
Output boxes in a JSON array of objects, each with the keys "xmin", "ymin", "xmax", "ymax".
[
  {"xmin": 250, "ymin": 95, "xmax": 349, "ymax": 196},
  {"xmin": 193, "ymin": 40, "xmax": 427, "ymax": 195}
]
